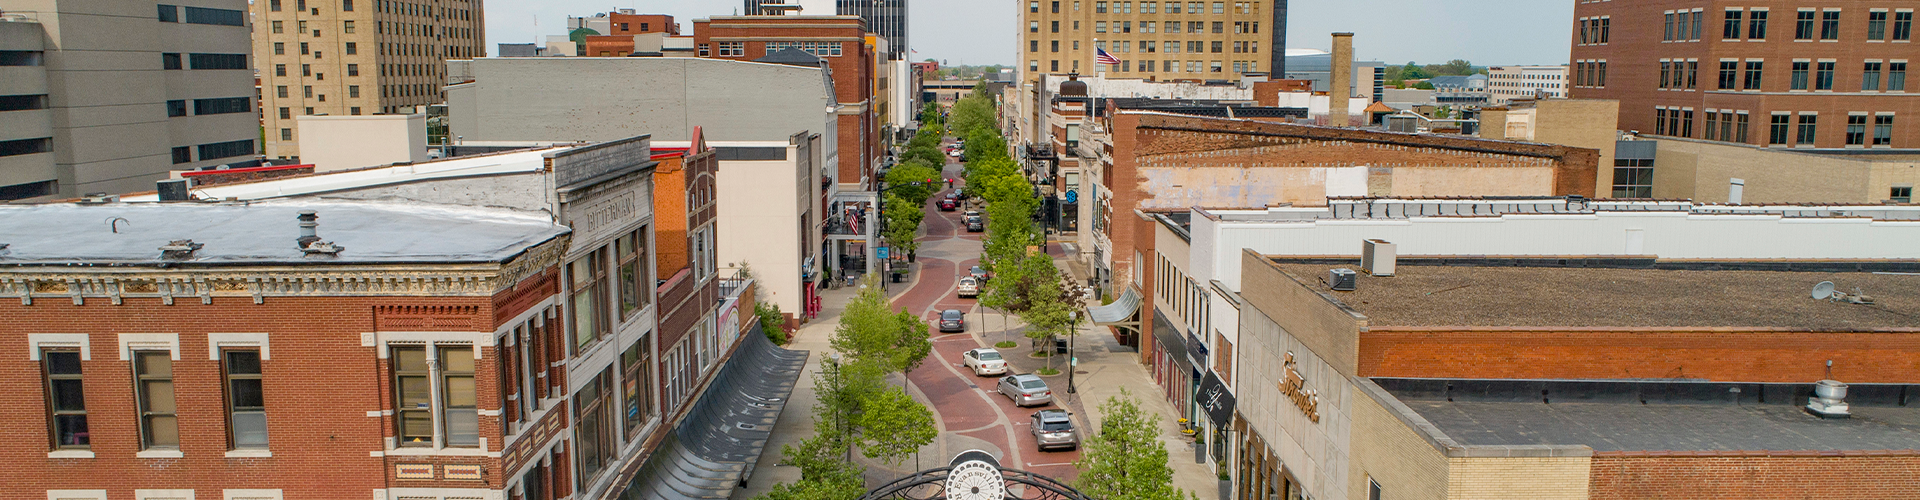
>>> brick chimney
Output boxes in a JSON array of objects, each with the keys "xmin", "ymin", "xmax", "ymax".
[{"xmin": 1329, "ymin": 32, "xmax": 1354, "ymax": 127}]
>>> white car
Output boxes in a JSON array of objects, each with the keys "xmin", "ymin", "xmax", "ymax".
[
  {"xmin": 948, "ymin": 149, "xmax": 963, "ymax": 157},
  {"xmin": 957, "ymin": 277, "xmax": 980, "ymax": 298},
  {"xmin": 962, "ymin": 348, "xmax": 1008, "ymax": 376}
]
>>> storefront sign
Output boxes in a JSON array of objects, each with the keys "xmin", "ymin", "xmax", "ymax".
[
  {"xmin": 1197, "ymin": 371, "xmax": 1235, "ymax": 427},
  {"xmin": 1280, "ymin": 352, "xmax": 1320, "ymax": 423}
]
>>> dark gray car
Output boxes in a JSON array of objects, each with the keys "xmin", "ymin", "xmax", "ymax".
[{"xmin": 938, "ymin": 309, "xmax": 965, "ymax": 332}]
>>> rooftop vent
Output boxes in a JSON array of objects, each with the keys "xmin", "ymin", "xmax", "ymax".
[
  {"xmin": 1811, "ymin": 281, "xmax": 1876, "ymax": 305},
  {"xmin": 157, "ymin": 179, "xmax": 192, "ymax": 202},
  {"xmin": 1362, "ymin": 239, "xmax": 1396, "ymax": 277},
  {"xmin": 77, "ymin": 193, "xmax": 118, "ymax": 205},
  {"xmin": 159, "ymin": 239, "xmax": 202, "ymax": 260},
  {"xmin": 1328, "ymin": 268, "xmax": 1357, "ymax": 291},
  {"xmin": 1806, "ymin": 379, "xmax": 1850, "ymax": 419},
  {"xmin": 296, "ymin": 210, "xmax": 344, "ymax": 255}
]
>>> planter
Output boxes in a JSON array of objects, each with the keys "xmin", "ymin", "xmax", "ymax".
[{"xmin": 1218, "ymin": 479, "xmax": 1232, "ymax": 500}]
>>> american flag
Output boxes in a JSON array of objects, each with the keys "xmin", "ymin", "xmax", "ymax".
[{"xmin": 1095, "ymin": 48, "xmax": 1120, "ymax": 65}]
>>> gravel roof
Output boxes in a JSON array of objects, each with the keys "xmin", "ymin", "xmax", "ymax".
[{"xmin": 1276, "ymin": 263, "xmax": 1920, "ymax": 330}]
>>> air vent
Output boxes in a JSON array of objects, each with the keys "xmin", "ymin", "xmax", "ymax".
[
  {"xmin": 1328, "ymin": 268, "xmax": 1357, "ymax": 291},
  {"xmin": 159, "ymin": 239, "xmax": 203, "ymax": 260},
  {"xmin": 1806, "ymin": 379, "xmax": 1850, "ymax": 419}
]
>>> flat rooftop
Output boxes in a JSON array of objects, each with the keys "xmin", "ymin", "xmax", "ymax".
[
  {"xmin": 1275, "ymin": 262, "xmax": 1920, "ymax": 330},
  {"xmin": 1379, "ymin": 379, "xmax": 1920, "ymax": 452},
  {"xmin": 0, "ymin": 200, "xmax": 567, "ymax": 266}
]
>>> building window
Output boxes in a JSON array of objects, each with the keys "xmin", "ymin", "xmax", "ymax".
[
  {"xmin": 300, "ymin": 42, "xmax": 309, "ymax": 55},
  {"xmin": 1095, "ymin": 1, "xmax": 1106, "ymax": 13},
  {"xmin": 171, "ymin": 146, "xmax": 192, "ymax": 164},
  {"xmin": 1821, "ymin": 10, "xmax": 1841, "ymax": 40},
  {"xmin": 1030, "ymin": 21, "xmax": 1039, "ymax": 33},
  {"xmin": 274, "ymin": 63, "xmax": 286, "ymax": 77},
  {"xmin": 273, "ymin": 42, "xmax": 284, "ymax": 55},
  {"xmin": 278, "ymin": 107, "xmax": 290, "ymax": 120},
  {"xmin": 391, "ymin": 345, "xmax": 479, "ymax": 448},
  {"xmin": 166, "ymin": 100, "xmax": 187, "ymax": 117},
  {"xmin": 1030, "ymin": 0, "xmax": 1039, "ymax": 13},
  {"xmin": 1870, "ymin": 11, "xmax": 1889, "ymax": 40},
  {"xmin": 270, "ymin": 0, "xmax": 280, "ymax": 11},
  {"xmin": 1797, "ymin": 114, "xmax": 1819, "ymax": 146},
  {"xmin": 44, "ymin": 349, "xmax": 88, "ymax": 450},
  {"xmin": 303, "ymin": 85, "xmax": 312, "ymax": 98},
  {"xmin": 350, "ymin": 107, "xmax": 360, "ymax": 115},
  {"xmin": 621, "ymin": 336, "xmax": 653, "ymax": 441},
  {"xmin": 223, "ymin": 350, "xmax": 267, "ymax": 449},
  {"xmin": 1845, "ymin": 114, "xmax": 1870, "ymax": 146},
  {"xmin": 1791, "ymin": 61, "xmax": 1810, "ymax": 90},
  {"xmin": 1749, "ymin": 9, "xmax": 1769, "ymax": 39},
  {"xmin": 1717, "ymin": 60, "xmax": 1737, "ymax": 89},
  {"xmin": 1723, "ymin": 9, "xmax": 1742, "ymax": 39},
  {"xmin": 1897, "ymin": 11, "xmax": 1914, "ymax": 41},
  {"xmin": 1612, "ymin": 158, "xmax": 1654, "ymax": 198},
  {"xmin": 617, "ymin": 228, "xmax": 650, "ymax": 319},
  {"xmin": 134, "ymin": 351, "xmax": 179, "ymax": 450},
  {"xmin": 1052, "ymin": 21, "xmax": 1060, "ymax": 33},
  {"xmin": 1796, "ymin": 10, "xmax": 1816, "ymax": 40},
  {"xmin": 1816, "ymin": 61, "xmax": 1835, "ymax": 90},
  {"xmin": 1769, "ymin": 114, "xmax": 1791, "ymax": 145},
  {"xmin": 1735, "ymin": 112, "xmax": 1751, "ymax": 143},
  {"xmin": 275, "ymin": 85, "xmax": 287, "ymax": 98},
  {"xmin": 717, "ymin": 42, "xmax": 744, "ymax": 57},
  {"xmin": 183, "ymin": 6, "xmax": 245, "ymax": 26},
  {"xmin": 1368, "ymin": 478, "xmax": 1383, "ymax": 500},
  {"xmin": 574, "ymin": 368, "xmax": 616, "ymax": 483},
  {"xmin": 346, "ymin": 42, "xmax": 357, "ymax": 55},
  {"xmin": 193, "ymin": 97, "xmax": 251, "ymax": 116},
  {"xmin": 1892, "ymin": 62, "xmax": 1908, "ymax": 91},
  {"xmin": 343, "ymin": 0, "xmax": 353, "ymax": 11},
  {"xmin": 569, "ymin": 248, "xmax": 609, "ymax": 352},
  {"xmin": 197, "ymin": 139, "xmax": 254, "ymax": 160},
  {"xmin": 1875, "ymin": 115, "xmax": 1895, "ymax": 145},
  {"xmin": 698, "ymin": 44, "xmax": 710, "ymax": 56},
  {"xmin": 1892, "ymin": 186, "xmax": 1913, "ymax": 203},
  {"xmin": 1865, "ymin": 62, "xmax": 1883, "ymax": 90},
  {"xmin": 280, "ymin": 128, "xmax": 292, "ymax": 141},
  {"xmin": 344, "ymin": 20, "xmax": 355, "ymax": 34},
  {"xmin": 347, "ymin": 63, "xmax": 359, "ymax": 77},
  {"xmin": 190, "ymin": 53, "xmax": 247, "ymax": 70},
  {"xmin": 1743, "ymin": 60, "xmax": 1763, "ymax": 89},
  {"xmin": 162, "ymin": 53, "xmax": 182, "ymax": 70},
  {"xmin": 349, "ymin": 85, "xmax": 359, "ymax": 98}
]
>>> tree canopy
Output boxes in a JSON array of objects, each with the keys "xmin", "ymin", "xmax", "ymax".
[{"xmin": 1074, "ymin": 389, "xmax": 1200, "ymax": 500}]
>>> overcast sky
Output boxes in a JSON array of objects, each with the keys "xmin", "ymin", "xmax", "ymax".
[{"xmin": 485, "ymin": 0, "xmax": 1576, "ymax": 67}]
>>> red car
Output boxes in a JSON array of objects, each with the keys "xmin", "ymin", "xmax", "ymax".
[{"xmin": 938, "ymin": 198, "xmax": 958, "ymax": 211}]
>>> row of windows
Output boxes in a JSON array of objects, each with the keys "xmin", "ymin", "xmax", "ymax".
[
  {"xmin": 166, "ymin": 97, "xmax": 251, "ymax": 118},
  {"xmin": 162, "ymin": 53, "xmax": 248, "ymax": 70},
  {"xmin": 0, "ymin": 50, "xmax": 43, "ymax": 66},
  {"xmin": 0, "ymin": 94, "xmax": 49, "ymax": 112},
  {"xmin": 1646, "ymin": 7, "xmax": 1917, "ymax": 43},
  {"xmin": 1655, "ymin": 106, "xmax": 1898, "ymax": 147},
  {"xmin": 1038, "ymin": 39, "xmax": 1260, "ymax": 55},
  {"xmin": 1573, "ymin": 60, "xmax": 1609, "ymax": 87},
  {"xmin": 156, "ymin": 5, "xmax": 245, "ymax": 27},
  {"xmin": 1576, "ymin": 16, "xmax": 1611, "ymax": 45},
  {"xmin": 1031, "ymin": 58, "xmax": 1251, "ymax": 74},
  {"xmin": 765, "ymin": 41, "xmax": 844, "ymax": 57},
  {"xmin": 379, "ymin": 20, "xmax": 478, "ymax": 40},
  {"xmin": 1032, "ymin": 0, "xmax": 1260, "ymax": 15},
  {"xmin": 1654, "ymin": 58, "xmax": 1911, "ymax": 92},
  {"xmin": 37, "ymin": 346, "xmax": 266, "ymax": 453},
  {"xmin": 0, "ymin": 137, "xmax": 53, "ymax": 158}
]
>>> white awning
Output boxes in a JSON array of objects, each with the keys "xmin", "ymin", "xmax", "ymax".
[{"xmin": 1089, "ymin": 287, "xmax": 1143, "ymax": 325}]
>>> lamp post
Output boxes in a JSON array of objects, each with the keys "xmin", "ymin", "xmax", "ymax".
[{"xmin": 872, "ymin": 180, "xmax": 931, "ymax": 292}]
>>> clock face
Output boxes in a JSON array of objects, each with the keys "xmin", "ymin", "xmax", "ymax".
[{"xmin": 945, "ymin": 460, "xmax": 1008, "ymax": 500}]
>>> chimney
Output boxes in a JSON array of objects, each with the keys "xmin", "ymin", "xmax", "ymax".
[
  {"xmin": 296, "ymin": 210, "xmax": 345, "ymax": 255},
  {"xmin": 1329, "ymin": 33, "xmax": 1354, "ymax": 127},
  {"xmin": 1269, "ymin": 0, "xmax": 1288, "ymax": 78}
]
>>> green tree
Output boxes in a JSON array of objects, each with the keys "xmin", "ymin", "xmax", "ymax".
[
  {"xmin": 949, "ymin": 96, "xmax": 997, "ymax": 138},
  {"xmin": 885, "ymin": 161, "xmax": 941, "ymax": 205},
  {"xmin": 1074, "ymin": 389, "xmax": 1200, "ymax": 500},
  {"xmin": 1438, "ymin": 59, "xmax": 1474, "ymax": 76},
  {"xmin": 1398, "ymin": 61, "xmax": 1431, "ymax": 80},
  {"xmin": 831, "ymin": 277, "xmax": 932, "ymax": 373},
  {"xmin": 855, "ymin": 386, "xmax": 938, "ymax": 464}
]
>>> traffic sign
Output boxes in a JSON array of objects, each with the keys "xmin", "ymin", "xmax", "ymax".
[{"xmin": 1064, "ymin": 189, "xmax": 1079, "ymax": 203}]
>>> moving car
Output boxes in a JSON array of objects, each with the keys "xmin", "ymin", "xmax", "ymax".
[
  {"xmin": 938, "ymin": 198, "xmax": 958, "ymax": 211},
  {"xmin": 997, "ymin": 374, "xmax": 1053, "ymax": 407},
  {"xmin": 966, "ymin": 219, "xmax": 984, "ymax": 232},
  {"xmin": 957, "ymin": 276, "xmax": 980, "ymax": 298},
  {"xmin": 968, "ymin": 266, "xmax": 990, "ymax": 282},
  {"xmin": 962, "ymin": 348, "xmax": 1008, "ymax": 376},
  {"xmin": 948, "ymin": 149, "xmax": 964, "ymax": 158},
  {"xmin": 1030, "ymin": 409, "xmax": 1079, "ymax": 450},
  {"xmin": 938, "ymin": 309, "xmax": 966, "ymax": 333}
]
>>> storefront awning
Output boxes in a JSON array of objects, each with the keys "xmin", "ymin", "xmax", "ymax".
[
  {"xmin": 1089, "ymin": 287, "xmax": 1143, "ymax": 326},
  {"xmin": 1152, "ymin": 310, "xmax": 1193, "ymax": 374},
  {"xmin": 616, "ymin": 327, "xmax": 809, "ymax": 499}
]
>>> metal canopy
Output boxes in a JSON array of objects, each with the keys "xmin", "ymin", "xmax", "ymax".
[
  {"xmin": 616, "ymin": 328, "xmax": 809, "ymax": 499},
  {"xmin": 1087, "ymin": 287, "xmax": 1142, "ymax": 326}
]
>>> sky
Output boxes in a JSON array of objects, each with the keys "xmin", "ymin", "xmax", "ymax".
[{"xmin": 485, "ymin": 0, "xmax": 1577, "ymax": 67}]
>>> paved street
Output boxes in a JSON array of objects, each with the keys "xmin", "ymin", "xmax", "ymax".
[{"xmin": 734, "ymin": 147, "xmax": 1220, "ymax": 499}]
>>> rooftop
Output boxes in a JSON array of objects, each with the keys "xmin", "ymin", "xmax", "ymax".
[
  {"xmin": 1274, "ymin": 262, "xmax": 1920, "ymax": 330},
  {"xmin": 1378, "ymin": 378, "xmax": 1920, "ymax": 452},
  {"xmin": 0, "ymin": 200, "xmax": 567, "ymax": 267}
]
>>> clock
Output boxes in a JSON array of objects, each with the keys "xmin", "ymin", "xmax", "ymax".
[{"xmin": 945, "ymin": 459, "xmax": 1008, "ymax": 500}]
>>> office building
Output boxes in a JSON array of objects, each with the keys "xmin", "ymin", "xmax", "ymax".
[
  {"xmin": 0, "ymin": 2, "xmax": 259, "ymax": 201},
  {"xmin": 252, "ymin": 0, "xmax": 486, "ymax": 160},
  {"xmin": 744, "ymin": 0, "xmax": 906, "ymax": 60},
  {"xmin": 1488, "ymin": 64, "xmax": 1569, "ymax": 103},
  {"xmin": 1018, "ymin": 0, "xmax": 1286, "ymax": 84},
  {"xmin": 693, "ymin": 15, "xmax": 886, "ymax": 187},
  {"xmin": 1569, "ymin": 0, "xmax": 1918, "ymax": 149}
]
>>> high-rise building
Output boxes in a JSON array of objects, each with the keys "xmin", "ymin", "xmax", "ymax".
[
  {"xmin": 0, "ymin": 1, "xmax": 260, "ymax": 201},
  {"xmin": 744, "ymin": 0, "xmax": 907, "ymax": 59},
  {"xmin": 1018, "ymin": 0, "xmax": 1286, "ymax": 82},
  {"xmin": 1569, "ymin": 1, "xmax": 1917, "ymax": 149},
  {"xmin": 252, "ymin": 0, "xmax": 486, "ymax": 160}
]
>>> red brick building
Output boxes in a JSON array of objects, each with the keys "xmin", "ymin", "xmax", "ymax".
[
  {"xmin": 692, "ymin": 15, "xmax": 884, "ymax": 187},
  {"xmin": 0, "ymin": 201, "xmax": 570, "ymax": 500},
  {"xmin": 1569, "ymin": 0, "xmax": 1918, "ymax": 149},
  {"xmin": 582, "ymin": 13, "xmax": 682, "ymax": 57}
]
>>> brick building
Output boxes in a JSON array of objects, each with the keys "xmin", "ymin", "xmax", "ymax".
[
  {"xmin": 1568, "ymin": 0, "xmax": 1918, "ymax": 149},
  {"xmin": 581, "ymin": 13, "xmax": 682, "ymax": 57},
  {"xmin": 692, "ymin": 15, "xmax": 884, "ymax": 188},
  {"xmin": 0, "ymin": 200, "xmax": 569, "ymax": 500}
]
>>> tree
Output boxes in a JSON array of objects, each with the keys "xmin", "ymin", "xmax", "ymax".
[
  {"xmin": 1438, "ymin": 59, "xmax": 1474, "ymax": 76},
  {"xmin": 1074, "ymin": 389, "xmax": 1200, "ymax": 500},
  {"xmin": 949, "ymin": 95, "xmax": 997, "ymax": 138},
  {"xmin": 885, "ymin": 161, "xmax": 941, "ymax": 205},
  {"xmin": 855, "ymin": 386, "xmax": 938, "ymax": 464},
  {"xmin": 831, "ymin": 277, "xmax": 932, "ymax": 374}
]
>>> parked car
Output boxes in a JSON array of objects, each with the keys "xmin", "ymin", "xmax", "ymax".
[
  {"xmin": 938, "ymin": 309, "xmax": 966, "ymax": 333},
  {"xmin": 968, "ymin": 266, "xmax": 990, "ymax": 282},
  {"xmin": 938, "ymin": 198, "xmax": 958, "ymax": 211},
  {"xmin": 966, "ymin": 219, "xmax": 984, "ymax": 232},
  {"xmin": 957, "ymin": 276, "xmax": 980, "ymax": 298},
  {"xmin": 997, "ymin": 374, "xmax": 1053, "ymax": 406},
  {"xmin": 1030, "ymin": 409, "xmax": 1079, "ymax": 450},
  {"xmin": 962, "ymin": 348, "xmax": 1008, "ymax": 376}
]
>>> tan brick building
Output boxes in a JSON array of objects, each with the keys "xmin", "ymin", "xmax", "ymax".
[
  {"xmin": 1568, "ymin": 0, "xmax": 1919, "ymax": 149},
  {"xmin": 1018, "ymin": 0, "xmax": 1284, "ymax": 81},
  {"xmin": 253, "ymin": 0, "xmax": 486, "ymax": 160}
]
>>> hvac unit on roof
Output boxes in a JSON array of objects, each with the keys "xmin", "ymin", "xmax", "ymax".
[
  {"xmin": 1362, "ymin": 239, "xmax": 1396, "ymax": 277},
  {"xmin": 1328, "ymin": 268, "xmax": 1357, "ymax": 291}
]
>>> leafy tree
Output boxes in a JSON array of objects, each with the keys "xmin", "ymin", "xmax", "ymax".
[
  {"xmin": 1074, "ymin": 389, "xmax": 1200, "ymax": 500},
  {"xmin": 1438, "ymin": 59, "xmax": 1474, "ymax": 76},
  {"xmin": 885, "ymin": 161, "xmax": 942, "ymax": 206},
  {"xmin": 855, "ymin": 386, "xmax": 938, "ymax": 464},
  {"xmin": 883, "ymin": 193, "xmax": 924, "ymax": 260},
  {"xmin": 761, "ymin": 434, "xmax": 867, "ymax": 500},
  {"xmin": 1412, "ymin": 81, "xmax": 1435, "ymax": 90},
  {"xmin": 949, "ymin": 96, "xmax": 997, "ymax": 138},
  {"xmin": 831, "ymin": 277, "xmax": 932, "ymax": 373},
  {"xmin": 756, "ymin": 301, "xmax": 788, "ymax": 345},
  {"xmin": 1397, "ymin": 62, "xmax": 1431, "ymax": 81}
]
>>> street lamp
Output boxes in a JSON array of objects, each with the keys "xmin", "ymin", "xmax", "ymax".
[{"xmin": 872, "ymin": 179, "xmax": 933, "ymax": 292}]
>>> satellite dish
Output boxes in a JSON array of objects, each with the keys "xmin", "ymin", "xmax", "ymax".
[{"xmin": 1812, "ymin": 281, "xmax": 1836, "ymax": 300}]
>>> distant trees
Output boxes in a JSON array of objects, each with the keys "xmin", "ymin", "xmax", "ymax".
[{"xmin": 1385, "ymin": 59, "xmax": 1485, "ymax": 87}]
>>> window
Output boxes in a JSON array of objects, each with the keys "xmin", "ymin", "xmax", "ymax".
[
  {"xmin": 575, "ymin": 369, "xmax": 616, "ymax": 483},
  {"xmin": 280, "ymin": 128, "xmax": 292, "ymax": 141},
  {"xmin": 569, "ymin": 249, "xmax": 609, "ymax": 352},
  {"xmin": 1736, "ymin": 112, "xmax": 1751, "ymax": 143},
  {"xmin": 1368, "ymin": 478, "xmax": 1383, "ymax": 500},
  {"xmin": 300, "ymin": 42, "xmax": 309, "ymax": 55},
  {"xmin": 1894, "ymin": 186, "xmax": 1914, "ymax": 203},
  {"xmin": 1796, "ymin": 10, "xmax": 1816, "ymax": 40},
  {"xmin": 1821, "ymin": 10, "xmax": 1841, "ymax": 40},
  {"xmin": 1749, "ymin": 9, "xmax": 1769, "ymax": 39},
  {"xmin": 1095, "ymin": 21, "xmax": 1106, "ymax": 33},
  {"xmin": 271, "ymin": 20, "xmax": 282, "ymax": 34},
  {"xmin": 184, "ymin": 6, "xmax": 246, "ymax": 27},
  {"xmin": 1718, "ymin": 60, "xmax": 1737, "ymax": 89},
  {"xmin": 1892, "ymin": 62, "xmax": 1908, "ymax": 91},
  {"xmin": 1691, "ymin": 9, "xmax": 1704, "ymax": 40},
  {"xmin": 346, "ymin": 42, "xmax": 357, "ymax": 55},
  {"xmin": 223, "ymin": 350, "xmax": 267, "ymax": 449},
  {"xmin": 1666, "ymin": 11, "xmax": 1677, "ymax": 41},
  {"xmin": 273, "ymin": 42, "xmax": 284, "ymax": 55},
  {"xmin": 1875, "ymin": 115, "xmax": 1894, "ymax": 145},
  {"xmin": 349, "ymin": 85, "xmax": 360, "ymax": 98},
  {"xmin": 1791, "ymin": 61, "xmax": 1810, "ymax": 90},
  {"xmin": 1865, "ymin": 62, "xmax": 1884, "ymax": 90},
  {"xmin": 198, "ymin": 139, "xmax": 254, "ymax": 160},
  {"xmin": 1870, "ymin": 11, "xmax": 1889, "ymax": 40},
  {"xmin": 1612, "ymin": 158, "xmax": 1654, "ymax": 198},
  {"xmin": 275, "ymin": 85, "xmax": 287, "ymax": 98},
  {"xmin": 1030, "ymin": 21, "xmax": 1039, "ymax": 33},
  {"xmin": 1213, "ymin": 1, "xmax": 1223, "ymax": 14},
  {"xmin": 1797, "ymin": 114, "xmax": 1818, "ymax": 145},
  {"xmin": 1816, "ymin": 61, "xmax": 1835, "ymax": 90},
  {"xmin": 343, "ymin": 0, "xmax": 353, "ymax": 11},
  {"xmin": 162, "ymin": 53, "xmax": 182, "ymax": 70},
  {"xmin": 273, "ymin": 64, "xmax": 286, "ymax": 77},
  {"xmin": 1211, "ymin": 41, "xmax": 1223, "ymax": 53},
  {"xmin": 1724, "ymin": 9, "xmax": 1743, "ymax": 39},
  {"xmin": 1095, "ymin": 1, "xmax": 1106, "ymax": 13},
  {"xmin": 190, "ymin": 53, "xmax": 247, "ymax": 70},
  {"xmin": 44, "ymin": 349, "xmax": 88, "ymax": 450},
  {"xmin": 1030, "ymin": 1, "xmax": 1039, "ymax": 12},
  {"xmin": 1052, "ymin": 21, "xmax": 1060, "ymax": 33},
  {"xmin": 158, "ymin": 4, "xmax": 179, "ymax": 22},
  {"xmin": 716, "ymin": 42, "xmax": 744, "ymax": 57},
  {"xmin": 1769, "ymin": 113, "xmax": 1791, "ymax": 145},
  {"xmin": 348, "ymin": 63, "xmax": 359, "ymax": 77},
  {"xmin": 134, "ymin": 351, "xmax": 178, "ymax": 450},
  {"xmin": 1051, "ymin": 60, "xmax": 1059, "ymax": 71},
  {"xmin": 166, "ymin": 100, "xmax": 188, "ymax": 117},
  {"xmin": 1052, "ymin": 40, "xmax": 1061, "ymax": 52},
  {"xmin": 1744, "ymin": 60, "xmax": 1764, "ymax": 89},
  {"xmin": 0, "ymin": 137, "xmax": 51, "ymax": 157},
  {"xmin": 617, "ymin": 229, "xmax": 650, "ymax": 319},
  {"xmin": 1167, "ymin": 1, "xmax": 1179, "ymax": 13},
  {"xmin": 391, "ymin": 345, "xmax": 478, "ymax": 448},
  {"xmin": 1211, "ymin": 21, "xmax": 1222, "ymax": 33},
  {"xmin": 302, "ymin": 85, "xmax": 312, "ymax": 98},
  {"xmin": 1682, "ymin": 108, "xmax": 1695, "ymax": 137},
  {"xmin": 622, "ymin": 336, "xmax": 653, "ymax": 441},
  {"xmin": 350, "ymin": 107, "xmax": 360, "ymax": 115},
  {"xmin": 1847, "ymin": 115, "xmax": 1868, "ymax": 145},
  {"xmin": 271, "ymin": 0, "xmax": 281, "ymax": 12},
  {"xmin": 278, "ymin": 107, "xmax": 290, "ymax": 120},
  {"xmin": 171, "ymin": 146, "xmax": 192, "ymax": 164},
  {"xmin": 1686, "ymin": 60, "xmax": 1698, "ymax": 89},
  {"xmin": 1897, "ymin": 11, "xmax": 1914, "ymax": 41}
]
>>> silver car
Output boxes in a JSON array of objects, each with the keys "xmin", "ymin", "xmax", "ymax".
[
  {"xmin": 996, "ymin": 374, "xmax": 1053, "ymax": 407},
  {"xmin": 1030, "ymin": 409, "xmax": 1079, "ymax": 450},
  {"xmin": 962, "ymin": 348, "xmax": 1008, "ymax": 376}
]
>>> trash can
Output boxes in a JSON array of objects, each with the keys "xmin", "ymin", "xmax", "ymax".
[
  {"xmin": 1053, "ymin": 337, "xmax": 1068, "ymax": 354},
  {"xmin": 891, "ymin": 271, "xmax": 904, "ymax": 283}
]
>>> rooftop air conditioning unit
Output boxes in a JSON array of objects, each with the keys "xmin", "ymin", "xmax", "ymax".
[
  {"xmin": 1328, "ymin": 268, "xmax": 1357, "ymax": 291},
  {"xmin": 1362, "ymin": 239, "xmax": 1396, "ymax": 277}
]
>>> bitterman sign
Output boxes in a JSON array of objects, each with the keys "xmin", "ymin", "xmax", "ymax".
[{"xmin": 1280, "ymin": 351, "xmax": 1321, "ymax": 423}]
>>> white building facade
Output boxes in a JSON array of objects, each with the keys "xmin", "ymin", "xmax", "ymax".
[{"xmin": 1488, "ymin": 65, "xmax": 1569, "ymax": 104}]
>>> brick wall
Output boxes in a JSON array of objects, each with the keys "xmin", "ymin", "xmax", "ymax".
[
  {"xmin": 1589, "ymin": 452, "xmax": 1920, "ymax": 499},
  {"xmin": 1348, "ymin": 385, "xmax": 1449, "ymax": 500},
  {"xmin": 1360, "ymin": 327, "xmax": 1920, "ymax": 383},
  {"xmin": 0, "ymin": 295, "xmax": 502, "ymax": 498},
  {"xmin": 1445, "ymin": 456, "xmax": 1591, "ymax": 500}
]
